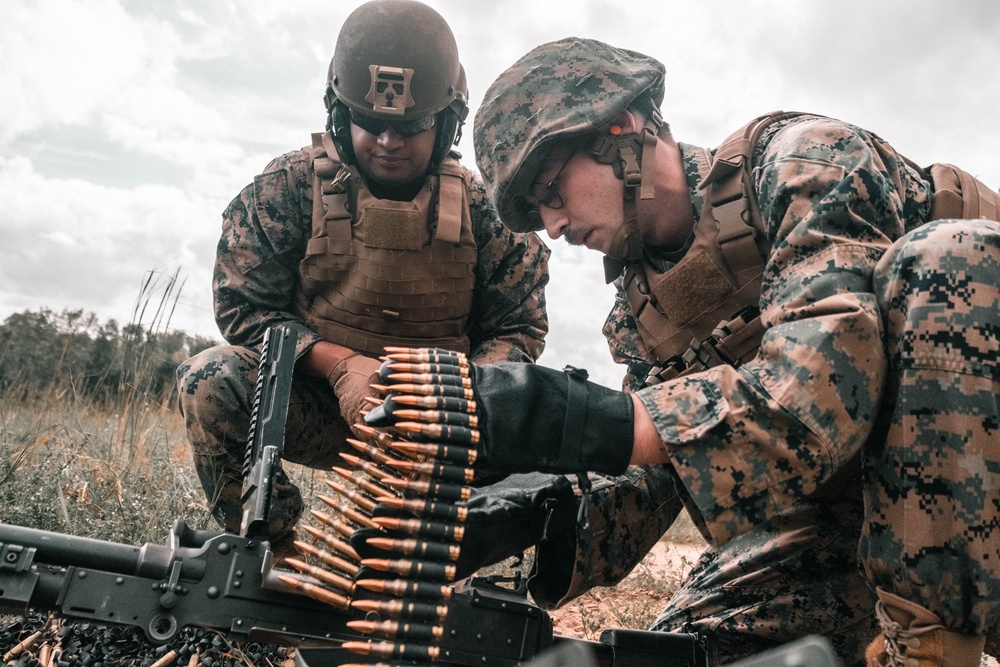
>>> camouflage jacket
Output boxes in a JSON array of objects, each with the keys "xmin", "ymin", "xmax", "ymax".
[
  {"xmin": 606, "ymin": 114, "xmax": 934, "ymax": 546},
  {"xmin": 213, "ymin": 146, "xmax": 551, "ymax": 364}
]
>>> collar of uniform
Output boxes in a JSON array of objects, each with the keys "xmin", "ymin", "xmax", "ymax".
[{"xmin": 678, "ymin": 142, "xmax": 711, "ymax": 224}]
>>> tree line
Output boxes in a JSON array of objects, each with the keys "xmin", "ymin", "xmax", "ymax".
[{"xmin": 0, "ymin": 308, "xmax": 218, "ymax": 404}]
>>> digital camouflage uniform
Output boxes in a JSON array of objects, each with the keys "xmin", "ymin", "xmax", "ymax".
[
  {"xmin": 176, "ymin": 149, "xmax": 549, "ymax": 538},
  {"xmin": 473, "ymin": 38, "xmax": 999, "ymax": 667},
  {"xmin": 572, "ymin": 117, "xmax": 999, "ymax": 666}
]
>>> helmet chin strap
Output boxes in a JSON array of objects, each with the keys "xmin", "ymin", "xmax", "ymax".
[{"xmin": 588, "ymin": 115, "xmax": 661, "ymax": 281}]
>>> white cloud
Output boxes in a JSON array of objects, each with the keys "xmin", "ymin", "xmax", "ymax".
[{"xmin": 1, "ymin": 0, "xmax": 999, "ymax": 383}]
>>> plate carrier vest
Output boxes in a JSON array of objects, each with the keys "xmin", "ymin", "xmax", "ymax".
[
  {"xmin": 624, "ymin": 111, "xmax": 1000, "ymax": 386},
  {"xmin": 296, "ymin": 131, "xmax": 478, "ymax": 356}
]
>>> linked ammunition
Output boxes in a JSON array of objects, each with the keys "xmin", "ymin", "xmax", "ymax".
[
  {"xmin": 352, "ymin": 422, "xmax": 395, "ymax": 447},
  {"xmin": 384, "ymin": 361, "xmax": 468, "ymax": 378},
  {"xmin": 371, "ymin": 383, "xmax": 474, "ymax": 400},
  {"xmin": 394, "ymin": 422, "xmax": 480, "ymax": 446},
  {"xmin": 387, "ymin": 372, "xmax": 471, "ymax": 388},
  {"xmin": 292, "ymin": 540, "xmax": 359, "ymax": 576},
  {"xmin": 389, "ymin": 408, "xmax": 479, "ymax": 429},
  {"xmin": 339, "ymin": 453, "xmax": 392, "ymax": 481},
  {"xmin": 366, "ymin": 536, "xmax": 461, "ymax": 561},
  {"xmin": 324, "ymin": 479, "xmax": 378, "ymax": 512},
  {"xmin": 341, "ymin": 640, "xmax": 440, "ymax": 661},
  {"xmin": 384, "ymin": 347, "xmax": 467, "ymax": 364},
  {"xmin": 360, "ymin": 557, "xmax": 457, "ymax": 582},
  {"xmin": 390, "ymin": 393, "xmax": 476, "ymax": 414},
  {"xmin": 382, "ymin": 458, "xmax": 475, "ymax": 485},
  {"xmin": 331, "ymin": 466, "xmax": 392, "ymax": 498},
  {"xmin": 276, "ymin": 574, "xmax": 351, "ymax": 610},
  {"xmin": 351, "ymin": 598, "xmax": 449, "ymax": 622},
  {"xmin": 383, "ymin": 440, "xmax": 477, "ymax": 465},
  {"xmin": 354, "ymin": 578, "xmax": 453, "ymax": 600},
  {"xmin": 374, "ymin": 497, "xmax": 469, "ymax": 523},
  {"xmin": 347, "ymin": 619, "xmax": 445, "ymax": 642},
  {"xmin": 317, "ymin": 494, "xmax": 377, "ymax": 529},
  {"xmin": 301, "ymin": 524, "xmax": 360, "ymax": 561},
  {"xmin": 372, "ymin": 516, "xmax": 465, "ymax": 543},
  {"xmin": 346, "ymin": 438, "xmax": 394, "ymax": 465},
  {"xmin": 381, "ymin": 476, "xmax": 472, "ymax": 502},
  {"xmin": 285, "ymin": 557, "xmax": 354, "ymax": 593},
  {"xmin": 308, "ymin": 510, "xmax": 355, "ymax": 540}
]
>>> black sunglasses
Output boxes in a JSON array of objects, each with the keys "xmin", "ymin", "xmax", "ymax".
[{"xmin": 351, "ymin": 110, "xmax": 436, "ymax": 138}]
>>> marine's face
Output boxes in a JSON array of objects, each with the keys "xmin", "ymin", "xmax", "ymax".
[
  {"xmin": 350, "ymin": 118, "xmax": 436, "ymax": 186},
  {"xmin": 526, "ymin": 145, "xmax": 625, "ymax": 255}
]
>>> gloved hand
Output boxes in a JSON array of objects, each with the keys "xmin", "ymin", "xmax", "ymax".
[
  {"xmin": 327, "ymin": 353, "xmax": 383, "ymax": 426},
  {"xmin": 364, "ymin": 349, "xmax": 635, "ymax": 477},
  {"xmin": 348, "ymin": 472, "xmax": 578, "ymax": 580}
]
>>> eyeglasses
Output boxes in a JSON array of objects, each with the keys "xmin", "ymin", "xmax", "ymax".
[
  {"xmin": 524, "ymin": 150, "xmax": 574, "ymax": 227},
  {"xmin": 350, "ymin": 110, "xmax": 436, "ymax": 138}
]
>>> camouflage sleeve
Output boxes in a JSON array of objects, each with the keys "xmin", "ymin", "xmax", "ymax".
[
  {"xmin": 213, "ymin": 150, "xmax": 322, "ymax": 357},
  {"xmin": 465, "ymin": 169, "xmax": 550, "ymax": 364},
  {"xmin": 602, "ymin": 278, "xmax": 655, "ymax": 391},
  {"xmin": 637, "ymin": 116, "xmax": 913, "ymax": 546}
]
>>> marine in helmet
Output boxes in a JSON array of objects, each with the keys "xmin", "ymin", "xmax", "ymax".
[
  {"xmin": 370, "ymin": 37, "xmax": 1000, "ymax": 667},
  {"xmin": 175, "ymin": 0, "xmax": 549, "ymax": 555}
]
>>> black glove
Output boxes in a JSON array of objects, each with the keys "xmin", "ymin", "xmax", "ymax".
[
  {"xmin": 349, "ymin": 473, "xmax": 578, "ymax": 580},
  {"xmin": 365, "ymin": 350, "xmax": 635, "ymax": 477}
]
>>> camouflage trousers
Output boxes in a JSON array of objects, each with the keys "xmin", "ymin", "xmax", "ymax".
[
  {"xmin": 859, "ymin": 218, "xmax": 1000, "ymax": 636},
  {"xmin": 175, "ymin": 344, "xmax": 353, "ymax": 538}
]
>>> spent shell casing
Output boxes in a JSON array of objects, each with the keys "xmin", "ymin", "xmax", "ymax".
[
  {"xmin": 351, "ymin": 598, "xmax": 449, "ymax": 622},
  {"xmin": 331, "ymin": 466, "xmax": 393, "ymax": 498},
  {"xmin": 394, "ymin": 422, "xmax": 480, "ymax": 446},
  {"xmin": 372, "ymin": 516, "xmax": 465, "ymax": 543},
  {"xmin": 317, "ymin": 494, "xmax": 377, "ymax": 529},
  {"xmin": 390, "ymin": 393, "xmax": 476, "ymax": 414},
  {"xmin": 381, "ymin": 476, "xmax": 472, "ymax": 502},
  {"xmin": 308, "ymin": 510, "xmax": 355, "ymax": 540},
  {"xmin": 293, "ymin": 540, "xmax": 359, "ymax": 576},
  {"xmin": 385, "ymin": 361, "xmax": 468, "ymax": 378},
  {"xmin": 347, "ymin": 619, "xmax": 444, "ymax": 642},
  {"xmin": 346, "ymin": 438, "xmax": 393, "ymax": 465},
  {"xmin": 355, "ymin": 578, "xmax": 453, "ymax": 600},
  {"xmin": 366, "ymin": 536, "xmax": 461, "ymax": 562},
  {"xmin": 339, "ymin": 453, "xmax": 392, "ymax": 480},
  {"xmin": 384, "ymin": 441, "xmax": 478, "ymax": 465},
  {"xmin": 341, "ymin": 640, "xmax": 440, "ymax": 662},
  {"xmin": 375, "ymin": 383, "xmax": 474, "ymax": 400},
  {"xmin": 301, "ymin": 524, "xmax": 360, "ymax": 561},
  {"xmin": 390, "ymin": 408, "xmax": 478, "ymax": 430},
  {"xmin": 150, "ymin": 650, "xmax": 180, "ymax": 667},
  {"xmin": 360, "ymin": 558, "xmax": 457, "ymax": 582},
  {"xmin": 324, "ymin": 479, "xmax": 378, "ymax": 512},
  {"xmin": 387, "ymin": 372, "xmax": 471, "ymax": 388},
  {"xmin": 374, "ymin": 496, "xmax": 469, "ymax": 523},
  {"xmin": 277, "ymin": 574, "xmax": 351, "ymax": 610},
  {"xmin": 284, "ymin": 557, "xmax": 355, "ymax": 593},
  {"xmin": 383, "ymin": 458, "xmax": 475, "ymax": 485}
]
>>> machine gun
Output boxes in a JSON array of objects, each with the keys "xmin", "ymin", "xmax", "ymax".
[{"xmin": 0, "ymin": 325, "xmax": 838, "ymax": 666}]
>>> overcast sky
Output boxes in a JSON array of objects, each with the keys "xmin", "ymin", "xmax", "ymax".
[{"xmin": 2, "ymin": 0, "xmax": 998, "ymax": 388}]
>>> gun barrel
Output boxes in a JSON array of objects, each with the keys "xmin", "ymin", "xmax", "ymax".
[{"xmin": 0, "ymin": 523, "xmax": 187, "ymax": 580}]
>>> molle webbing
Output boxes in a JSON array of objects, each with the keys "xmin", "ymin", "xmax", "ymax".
[
  {"xmin": 298, "ymin": 132, "xmax": 477, "ymax": 356},
  {"xmin": 625, "ymin": 112, "xmax": 802, "ymax": 382}
]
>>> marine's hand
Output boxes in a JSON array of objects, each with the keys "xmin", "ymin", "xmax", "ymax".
[
  {"xmin": 328, "ymin": 353, "xmax": 383, "ymax": 426},
  {"xmin": 364, "ymin": 348, "xmax": 634, "ymax": 476}
]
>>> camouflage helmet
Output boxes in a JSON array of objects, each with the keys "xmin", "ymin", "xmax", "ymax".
[
  {"xmin": 474, "ymin": 37, "xmax": 665, "ymax": 233},
  {"xmin": 326, "ymin": 0, "xmax": 469, "ymax": 165}
]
